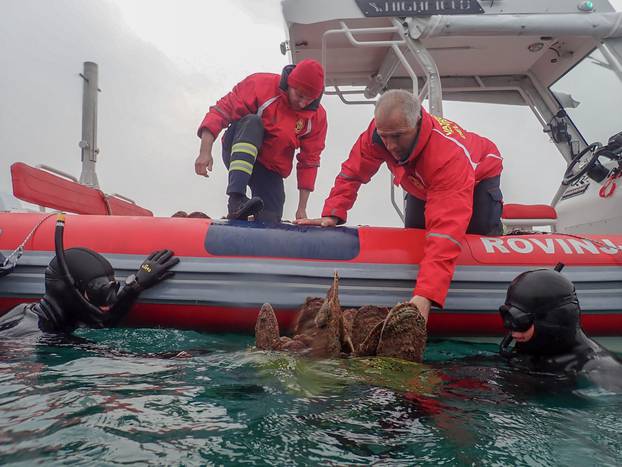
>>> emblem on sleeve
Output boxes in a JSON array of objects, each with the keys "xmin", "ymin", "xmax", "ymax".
[{"xmin": 433, "ymin": 115, "xmax": 465, "ymax": 138}]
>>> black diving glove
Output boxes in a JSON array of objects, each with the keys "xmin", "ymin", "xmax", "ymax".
[{"xmin": 127, "ymin": 249, "xmax": 180, "ymax": 292}]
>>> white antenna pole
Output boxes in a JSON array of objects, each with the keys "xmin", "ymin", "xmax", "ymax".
[{"xmin": 78, "ymin": 61, "xmax": 100, "ymax": 188}]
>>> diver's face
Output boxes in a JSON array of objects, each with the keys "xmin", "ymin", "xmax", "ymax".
[
  {"xmin": 512, "ymin": 324, "xmax": 535, "ymax": 342},
  {"xmin": 84, "ymin": 276, "xmax": 119, "ymax": 311},
  {"xmin": 287, "ymin": 86, "xmax": 315, "ymax": 111},
  {"xmin": 84, "ymin": 292, "xmax": 113, "ymax": 312},
  {"xmin": 375, "ymin": 110, "xmax": 419, "ymax": 161}
]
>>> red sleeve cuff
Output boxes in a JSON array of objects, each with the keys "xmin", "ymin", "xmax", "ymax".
[
  {"xmin": 413, "ymin": 286, "xmax": 445, "ymax": 309},
  {"xmin": 297, "ymin": 167, "xmax": 318, "ymax": 192},
  {"xmin": 321, "ymin": 205, "xmax": 347, "ymax": 224},
  {"xmin": 197, "ymin": 115, "xmax": 224, "ymax": 139}
]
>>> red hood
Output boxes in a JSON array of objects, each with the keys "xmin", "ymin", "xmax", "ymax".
[{"xmin": 404, "ymin": 107, "xmax": 434, "ymax": 165}]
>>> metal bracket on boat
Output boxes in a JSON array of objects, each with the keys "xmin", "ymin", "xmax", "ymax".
[
  {"xmin": 36, "ymin": 165, "xmax": 79, "ymax": 182},
  {"xmin": 0, "ymin": 252, "xmax": 15, "ymax": 277},
  {"xmin": 1, "ymin": 212, "xmax": 58, "ymax": 273},
  {"xmin": 109, "ymin": 193, "xmax": 137, "ymax": 205},
  {"xmin": 400, "ymin": 18, "xmax": 443, "ymax": 116},
  {"xmin": 320, "ymin": 19, "xmax": 444, "ymax": 113},
  {"xmin": 321, "ymin": 21, "xmax": 412, "ymax": 94},
  {"xmin": 320, "ymin": 18, "xmax": 447, "ymax": 223},
  {"xmin": 390, "ymin": 173, "xmax": 405, "ymax": 223},
  {"xmin": 324, "ymin": 86, "xmax": 376, "ymax": 106},
  {"xmin": 597, "ymin": 42, "xmax": 622, "ymax": 84}
]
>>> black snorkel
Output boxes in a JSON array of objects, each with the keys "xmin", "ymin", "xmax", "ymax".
[
  {"xmin": 499, "ymin": 333, "xmax": 514, "ymax": 358},
  {"xmin": 54, "ymin": 213, "xmax": 106, "ymax": 326},
  {"xmin": 498, "ymin": 306, "xmax": 533, "ymax": 358}
]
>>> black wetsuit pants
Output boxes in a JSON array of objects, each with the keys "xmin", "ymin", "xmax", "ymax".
[
  {"xmin": 222, "ymin": 114, "xmax": 285, "ymax": 223},
  {"xmin": 404, "ymin": 176, "xmax": 504, "ymax": 235}
]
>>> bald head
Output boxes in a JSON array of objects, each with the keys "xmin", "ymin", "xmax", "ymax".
[{"xmin": 375, "ymin": 89, "xmax": 421, "ymax": 128}]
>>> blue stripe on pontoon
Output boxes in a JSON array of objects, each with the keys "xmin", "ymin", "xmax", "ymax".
[{"xmin": 204, "ymin": 221, "xmax": 360, "ymax": 260}]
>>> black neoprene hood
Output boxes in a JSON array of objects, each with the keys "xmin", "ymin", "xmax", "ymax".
[
  {"xmin": 504, "ymin": 268, "xmax": 578, "ymax": 316},
  {"xmin": 45, "ymin": 247, "xmax": 116, "ymax": 318}
]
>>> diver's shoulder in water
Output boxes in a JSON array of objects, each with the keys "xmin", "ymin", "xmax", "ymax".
[
  {"xmin": 0, "ymin": 298, "xmax": 82, "ymax": 341},
  {"xmin": 509, "ymin": 331, "xmax": 622, "ymax": 376},
  {"xmin": 0, "ymin": 303, "xmax": 50, "ymax": 340}
]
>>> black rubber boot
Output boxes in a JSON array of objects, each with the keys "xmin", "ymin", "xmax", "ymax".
[{"xmin": 227, "ymin": 194, "xmax": 264, "ymax": 220}]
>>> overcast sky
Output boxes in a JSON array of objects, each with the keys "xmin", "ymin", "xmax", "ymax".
[{"xmin": 2, "ymin": 0, "xmax": 619, "ymax": 226}]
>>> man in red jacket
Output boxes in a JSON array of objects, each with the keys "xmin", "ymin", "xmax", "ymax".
[
  {"xmin": 195, "ymin": 59, "xmax": 328, "ymax": 222},
  {"xmin": 297, "ymin": 90, "xmax": 503, "ymax": 323}
]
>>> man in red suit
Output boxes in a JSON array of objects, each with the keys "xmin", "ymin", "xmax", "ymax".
[
  {"xmin": 298, "ymin": 89, "xmax": 503, "ymax": 324},
  {"xmin": 195, "ymin": 59, "xmax": 328, "ymax": 222}
]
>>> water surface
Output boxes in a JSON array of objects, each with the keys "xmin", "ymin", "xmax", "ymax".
[{"xmin": 1, "ymin": 329, "xmax": 620, "ymax": 465}]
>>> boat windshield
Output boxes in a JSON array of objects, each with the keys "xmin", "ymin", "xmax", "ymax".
[{"xmin": 549, "ymin": 47, "xmax": 622, "ymax": 146}]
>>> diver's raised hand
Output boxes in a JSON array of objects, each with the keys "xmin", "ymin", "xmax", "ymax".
[{"xmin": 134, "ymin": 249, "xmax": 180, "ymax": 291}]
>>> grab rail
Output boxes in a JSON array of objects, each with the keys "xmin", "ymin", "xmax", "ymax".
[
  {"xmin": 109, "ymin": 193, "xmax": 137, "ymax": 205},
  {"xmin": 36, "ymin": 165, "xmax": 78, "ymax": 182}
]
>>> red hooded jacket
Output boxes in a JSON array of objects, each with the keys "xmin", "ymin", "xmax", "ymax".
[
  {"xmin": 322, "ymin": 109, "xmax": 503, "ymax": 307},
  {"xmin": 197, "ymin": 67, "xmax": 328, "ymax": 191}
]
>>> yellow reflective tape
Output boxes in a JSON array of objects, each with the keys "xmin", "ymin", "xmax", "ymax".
[
  {"xmin": 231, "ymin": 148, "xmax": 258, "ymax": 158},
  {"xmin": 230, "ymin": 160, "xmax": 254, "ymax": 171},
  {"xmin": 229, "ymin": 160, "xmax": 254, "ymax": 175},
  {"xmin": 232, "ymin": 142, "xmax": 258, "ymax": 152},
  {"xmin": 231, "ymin": 142, "xmax": 258, "ymax": 158}
]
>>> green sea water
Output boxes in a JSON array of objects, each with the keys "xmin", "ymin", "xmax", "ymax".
[{"xmin": 1, "ymin": 329, "xmax": 620, "ymax": 466}]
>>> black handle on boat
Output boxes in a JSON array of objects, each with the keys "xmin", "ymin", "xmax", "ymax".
[
  {"xmin": 563, "ymin": 137, "xmax": 622, "ymax": 185},
  {"xmin": 606, "ymin": 131, "xmax": 622, "ymax": 153},
  {"xmin": 54, "ymin": 214, "xmax": 106, "ymax": 323}
]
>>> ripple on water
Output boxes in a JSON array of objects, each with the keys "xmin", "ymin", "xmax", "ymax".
[{"xmin": 0, "ymin": 329, "xmax": 621, "ymax": 465}]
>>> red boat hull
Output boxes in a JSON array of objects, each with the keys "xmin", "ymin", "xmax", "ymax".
[{"xmin": 1, "ymin": 213, "xmax": 621, "ymax": 336}]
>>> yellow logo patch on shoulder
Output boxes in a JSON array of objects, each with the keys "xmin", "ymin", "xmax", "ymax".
[
  {"xmin": 295, "ymin": 119, "xmax": 305, "ymax": 134},
  {"xmin": 433, "ymin": 115, "xmax": 465, "ymax": 138}
]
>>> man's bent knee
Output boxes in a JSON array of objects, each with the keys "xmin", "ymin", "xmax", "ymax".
[
  {"xmin": 468, "ymin": 177, "xmax": 503, "ymax": 235},
  {"xmin": 237, "ymin": 114, "xmax": 264, "ymax": 134}
]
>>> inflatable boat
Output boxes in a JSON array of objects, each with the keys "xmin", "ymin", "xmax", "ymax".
[
  {"xmin": 1, "ymin": 212, "xmax": 621, "ymax": 336},
  {"xmin": 2, "ymin": 1, "xmax": 622, "ymax": 336}
]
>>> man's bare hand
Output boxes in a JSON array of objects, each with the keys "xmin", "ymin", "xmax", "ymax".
[
  {"xmin": 409, "ymin": 295, "xmax": 431, "ymax": 324},
  {"xmin": 195, "ymin": 151, "xmax": 213, "ymax": 177},
  {"xmin": 294, "ymin": 216, "xmax": 338, "ymax": 227},
  {"xmin": 295, "ymin": 208, "xmax": 307, "ymax": 220}
]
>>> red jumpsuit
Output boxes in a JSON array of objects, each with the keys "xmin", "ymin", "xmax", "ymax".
[
  {"xmin": 322, "ymin": 109, "xmax": 503, "ymax": 307},
  {"xmin": 198, "ymin": 71, "xmax": 328, "ymax": 191}
]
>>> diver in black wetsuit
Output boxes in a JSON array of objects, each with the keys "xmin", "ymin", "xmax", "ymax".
[
  {"xmin": 498, "ymin": 264, "xmax": 622, "ymax": 391},
  {"xmin": 0, "ymin": 216, "xmax": 179, "ymax": 343}
]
